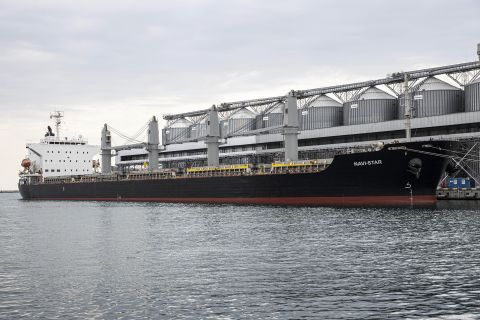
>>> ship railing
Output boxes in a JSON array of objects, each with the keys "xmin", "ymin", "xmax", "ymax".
[
  {"xmin": 38, "ymin": 171, "xmax": 180, "ymax": 184},
  {"xmin": 41, "ymin": 174, "xmax": 120, "ymax": 184},
  {"xmin": 186, "ymin": 164, "xmax": 251, "ymax": 177},
  {"xmin": 78, "ymin": 175, "xmax": 120, "ymax": 183},
  {"xmin": 270, "ymin": 159, "xmax": 332, "ymax": 174},
  {"xmin": 126, "ymin": 171, "xmax": 177, "ymax": 181}
]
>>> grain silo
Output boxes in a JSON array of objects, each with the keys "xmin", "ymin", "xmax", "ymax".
[
  {"xmin": 399, "ymin": 77, "xmax": 463, "ymax": 119},
  {"xmin": 257, "ymin": 103, "xmax": 284, "ymax": 134},
  {"xmin": 189, "ymin": 119, "xmax": 207, "ymax": 139},
  {"xmin": 223, "ymin": 108, "xmax": 256, "ymax": 137},
  {"xmin": 465, "ymin": 77, "xmax": 480, "ymax": 112},
  {"xmin": 300, "ymin": 95, "xmax": 343, "ymax": 130},
  {"xmin": 162, "ymin": 118, "xmax": 192, "ymax": 144},
  {"xmin": 343, "ymin": 87, "xmax": 397, "ymax": 125}
]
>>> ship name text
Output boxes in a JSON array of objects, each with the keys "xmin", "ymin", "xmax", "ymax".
[{"xmin": 353, "ymin": 160, "xmax": 383, "ymax": 167}]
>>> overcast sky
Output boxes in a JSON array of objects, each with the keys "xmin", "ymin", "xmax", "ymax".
[{"xmin": 1, "ymin": 0, "xmax": 479, "ymax": 189}]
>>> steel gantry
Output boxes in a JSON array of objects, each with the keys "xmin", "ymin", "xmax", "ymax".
[
  {"xmin": 163, "ymin": 60, "xmax": 480, "ymax": 122},
  {"xmin": 161, "ymin": 59, "xmax": 480, "ymax": 165}
]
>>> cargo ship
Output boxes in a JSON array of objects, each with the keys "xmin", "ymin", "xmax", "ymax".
[{"xmin": 18, "ymin": 112, "xmax": 458, "ymax": 207}]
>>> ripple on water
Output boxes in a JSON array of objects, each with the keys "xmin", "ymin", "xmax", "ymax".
[{"xmin": 0, "ymin": 193, "xmax": 479, "ymax": 319}]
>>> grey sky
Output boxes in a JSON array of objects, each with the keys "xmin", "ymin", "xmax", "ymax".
[{"xmin": 1, "ymin": 0, "xmax": 479, "ymax": 188}]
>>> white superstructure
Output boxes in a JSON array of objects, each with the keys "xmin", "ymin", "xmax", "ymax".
[{"xmin": 23, "ymin": 111, "xmax": 99, "ymax": 177}]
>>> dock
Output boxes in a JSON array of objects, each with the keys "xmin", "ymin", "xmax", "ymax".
[{"xmin": 437, "ymin": 188, "xmax": 480, "ymax": 200}]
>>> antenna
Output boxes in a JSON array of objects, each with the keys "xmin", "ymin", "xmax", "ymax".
[{"xmin": 50, "ymin": 111, "xmax": 64, "ymax": 138}]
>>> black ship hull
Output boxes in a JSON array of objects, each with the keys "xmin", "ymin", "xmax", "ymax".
[{"xmin": 18, "ymin": 141, "xmax": 456, "ymax": 207}]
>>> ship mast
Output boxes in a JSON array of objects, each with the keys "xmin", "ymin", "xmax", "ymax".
[
  {"xmin": 50, "ymin": 111, "xmax": 64, "ymax": 138},
  {"xmin": 403, "ymin": 74, "xmax": 411, "ymax": 142}
]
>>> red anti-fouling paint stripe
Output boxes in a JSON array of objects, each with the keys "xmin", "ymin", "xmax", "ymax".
[{"xmin": 31, "ymin": 195, "xmax": 437, "ymax": 206}]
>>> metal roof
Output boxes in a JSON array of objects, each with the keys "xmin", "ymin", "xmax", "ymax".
[
  {"xmin": 307, "ymin": 94, "xmax": 342, "ymax": 107},
  {"xmin": 357, "ymin": 87, "xmax": 396, "ymax": 100},
  {"xmin": 415, "ymin": 77, "xmax": 461, "ymax": 91},
  {"xmin": 169, "ymin": 118, "xmax": 192, "ymax": 128},
  {"xmin": 229, "ymin": 108, "xmax": 256, "ymax": 119},
  {"xmin": 267, "ymin": 103, "xmax": 285, "ymax": 113}
]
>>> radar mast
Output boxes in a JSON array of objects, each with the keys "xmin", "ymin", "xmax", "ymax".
[{"xmin": 50, "ymin": 111, "xmax": 64, "ymax": 138}]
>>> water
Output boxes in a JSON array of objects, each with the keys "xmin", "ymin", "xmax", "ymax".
[{"xmin": 1, "ymin": 193, "xmax": 479, "ymax": 319}]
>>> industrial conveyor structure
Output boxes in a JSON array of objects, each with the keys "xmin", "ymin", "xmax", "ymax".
[{"xmin": 162, "ymin": 45, "xmax": 480, "ymax": 166}]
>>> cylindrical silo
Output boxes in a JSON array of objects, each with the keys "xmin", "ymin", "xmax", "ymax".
[
  {"xmin": 300, "ymin": 95, "xmax": 343, "ymax": 130},
  {"xmin": 257, "ymin": 103, "xmax": 284, "ymax": 134},
  {"xmin": 189, "ymin": 120, "xmax": 207, "ymax": 139},
  {"xmin": 343, "ymin": 87, "xmax": 397, "ymax": 125},
  {"xmin": 162, "ymin": 118, "xmax": 192, "ymax": 144},
  {"xmin": 465, "ymin": 77, "xmax": 480, "ymax": 112},
  {"xmin": 399, "ymin": 77, "xmax": 463, "ymax": 119},
  {"xmin": 224, "ymin": 108, "xmax": 256, "ymax": 137}
]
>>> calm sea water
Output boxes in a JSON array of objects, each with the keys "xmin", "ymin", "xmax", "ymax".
[{"xmin": 1, "ymin": 193, "xmax": 479, "ymax": 319}]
